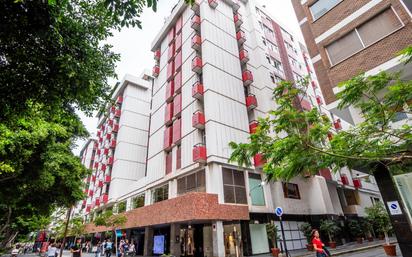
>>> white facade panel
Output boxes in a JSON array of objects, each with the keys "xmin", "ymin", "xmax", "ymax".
[
  {"xmin": 151, "ymin": 85, "xmax": 166, "ymax": 114},
  {"xmin": 146, "ymin": 152, "xmax": 165, "ymax": 183},
  {"xmin": 149, "ymin": 105, "xmax": 165, "ymax": 136},
  {"xmin": 201, "ymin": 20, "xmax": 238, "ymax": 57},
  {"xmin": 117, "ymin": 126, "xmax": 148, "ymax": 147},
  {"xmin": 115, "ymin": 141, "xmax": 147, "ymax": 164},
  {"xmin": 148, "ymin": 128, "xmax": 164, "ymax": 158},
  {"xmin": 202, "ymin": 41, "xmax": 242, "ymax": 79},
  {"xmin": 181, "ymin": 129, "xmax": 203, "ymax": 169},
  {"xmin": 120, "ymin": 111, "xmax": 150, "ymax": 131},
  {"xmin": 122, "ymin": 98, "xmax": 150, "ymax": 117}
]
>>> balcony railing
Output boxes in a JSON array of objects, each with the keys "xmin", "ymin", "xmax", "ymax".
[
  {"xmin": 192, "ymin": 111, "xmax": 206, "ymax": 130},
  {"xmin": 192, "ymin": 56, "xmax": 202, "ymax": 74},
  {"xmin": 192, "ymin": 81, "xmax": 204, "ymax": 100},
  {"xmin": 246, "ymin": 94, "xmax": 258, "ymax": 110},
  {"xmin": 191, "ymin": 15, "xmax": 201, "ymax": 31},
  {"xmin": 242, "ymin": 70, "xmax": 253, "ymax": 86},
  {"xmin": 192, "ymin": 35, "xmax": 201, "ymax": 51},
  {"xmin": 193, "ymin": 144, "xmax": 207, "ymax": 163}
]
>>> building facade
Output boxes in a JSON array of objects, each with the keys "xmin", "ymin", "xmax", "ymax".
[{"xmin": 79, "ymin": 1, "xmax": 383, "ymax": 256}]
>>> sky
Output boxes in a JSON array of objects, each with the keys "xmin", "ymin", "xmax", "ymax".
[{"xmin": 74, "ymin": 0, "xmax": 303, "ymax": 155}]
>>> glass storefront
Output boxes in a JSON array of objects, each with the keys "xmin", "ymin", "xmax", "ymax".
[
  {"xmin": 249, "ymin": 224, "xmax": 270, "ymax": 254},
  {"xmin": 223, "ymin": 224, "xmax": 243, "ymax": 257},
  {"xmin": 179, "ymin": 224, "xmax": 212, "ymax": 257},
  {"xmin": 394, "ymin": 173, "xmax": 412, "ymax": 228}
]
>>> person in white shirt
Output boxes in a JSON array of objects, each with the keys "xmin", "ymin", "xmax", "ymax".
[{"xmin": 47, "ymin": 243, "xmax": 58, "ymax": 257}]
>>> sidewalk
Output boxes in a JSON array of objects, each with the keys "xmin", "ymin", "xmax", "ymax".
[{"xmin": 248, "ymin": 237, "xmax": 398, "ymax": 257}]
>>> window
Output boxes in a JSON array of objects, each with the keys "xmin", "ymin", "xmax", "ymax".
[
  {"xmin": 273, "ymin": 59, "xmax": 283, "ymax": 71},
  {"xmin": 177, "ymin": 170, "xmax": 206, "ymax": 195},
  {"xmin": 344, "ymin": 189, "xmax": 359, "ymax": 205},
  {"xmin": 223, "ymin": 168, "xmax": 247, "ymax": 204},
  {"xmin": 262, "ymin": 37, "xmax": 267, "ymax": 46},
  {"xmin": 249, "ymin": 173, "xmax": 265, "ymax": 206},
  {"xmin": 117, "ymin": 201, "xmax": 127, "ymax": 213},
  {"xmin": 152, "ymin": 184, "xmax": 169, "ymax": 203},
  {"xmin": 268, "ymin": 41, "xmax": 278, "ymax": 52},
  {"xmin": 266, "ymin": 55, "xmax": 271, "ymax": 64},
  {"xmin": 326, "ymin": 8, "xmax": 402, "ymax": 65},
  {"xmin": 263, "ymin": 25, "xmax": 274, "ymax": 38},
  {"xmin": 176, "ymin": 145, "xmax": 181, "ymax": 170},
  {"xmin": 310, "ymin": 0, "xmax": 343, "ymax": 20},
  {"xmin": 132, "ymin": 194, "xmax": 145, "ymax": 209},
  {"xmin": 282, "ymin": 183, "xmax": 300, "ymax": 199}
]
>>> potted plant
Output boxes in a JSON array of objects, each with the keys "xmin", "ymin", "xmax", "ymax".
[
  {"xmin": 266, "ymin": 223, "xmax": 281, "ymax": 257},
  {"xmin": 319, "ymin": 220, "xmax": 340, "ymax": 249},
  {"xmin": 347, "ymin": 220, "xmax": 363, "ymax": 244},
  {"xmin": 365, "ymin": 203, "xmax": 396, "ymax": 256},
  {"xmin": 360, "ymin": 219, "xmax": 374, "ymax": 242},
  {"xmin": 299, "ymin": 222, "xmax": 313, "ymax": 251}
]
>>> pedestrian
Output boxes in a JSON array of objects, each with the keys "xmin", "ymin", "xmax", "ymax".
[
  {"xmin": 311, "ymin": 229, "xmax": 331, "ymax": 257},
  {"xmin": 127, "ymin": 242, "xmax": 135, "ymax": 256},
  {"xmin": 122, "ymin": 240, "xmax": 129, "ymax": 257},
  {"xmin": 86, "ymin": 242, "xmax": 90, "ymax": 253},
  {"xmin": 70, "ymin": 239, "xmax": 82, "ymax": 257},
  {"xmin": 47, "ymin": 243, "xmax": 58, "ymax": 257},
  {"xmin": 94, "ymin": 241, "xmax": 101, "ymax": 257},
  {"xmin": 104, "ymin": 239, "xmax": 113, "ymax": 257}
]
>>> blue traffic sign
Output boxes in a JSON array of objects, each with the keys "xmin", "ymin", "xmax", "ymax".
[
  {"xmin": 275, "ymin": 207, "xmax": 283, "ymax": 217},
  {"xmin": 390, "ymin": 203, "xmax": 397, "ymax": 209}
]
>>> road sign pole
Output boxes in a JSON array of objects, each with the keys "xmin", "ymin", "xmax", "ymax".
[{"xmin": 279, "ymin": 216, "xmax": 289, "ymax": 257}]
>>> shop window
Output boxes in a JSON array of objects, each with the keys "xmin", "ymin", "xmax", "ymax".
[
  {"xmin": 117, "ymin": 201, "xmax": 127, "ymax": 213},
  {"xmin": 177, "ymin": 170, "xmax": 205, "ymax": 195},
  {"xmin": 132, "ymin": 194, "xmax": 145, "ymax": 209},
  {"xmin": 249, "ymin": 173, "xmax": 265, "ymax": 206},
  {"xmin": 223, "ymin": 168, "xmax": 247, "ymax": 204},
  {"xmin": 343, "ymin": 189, "xmax": 359, "ymax": 205},
  {"xmin": 176, "ymin": 145, "xmax": 181, "ymax": 170},
  {"xmin": 152, "ymin": 184, "xmax": 169, "ymax": 203},
  {"xmin": 282, "ymin": 182, "xmax": 301, "ymax": 199}
]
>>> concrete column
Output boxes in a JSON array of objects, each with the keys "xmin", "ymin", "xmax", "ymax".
[
  {"xmin": 143, "ymin": 227, "xmax": 154, "ymax": 256},
  {"xmin": 212, "ymin": 221, "xmax": 225, "ymax": 257},
  {"xmin": 169, "ymin": 223, "xmax": 181, "ymax": 256}
]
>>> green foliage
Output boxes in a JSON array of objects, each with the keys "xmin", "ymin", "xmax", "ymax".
[
  {"xmin": 319, "ymin": 220, "xmax": 340, "ymax": 242},
  {"xmin": 229, "ymin": 46, "xmax": 412, "ymax": 181},
  {"xmin": 299, "ymin": 222, "xmax": 313, "ymax": 244},
  {"xmin": 365, "ymin": 202, "xmax": 392, "ymax": 235},
  {"xmin": 347, "ymin": 220, "xmax": 363, "ymax": 238},
  {"xmin": 69, "ymin": 216, "xmax": 86, "ymax": 237},
  {"xmin": 266, "ymin": 223, "xmax": 280, "ymax": 248},
  {"xmin": 94, "ymin": 210, "xmax": 127, "ymax": 229}
]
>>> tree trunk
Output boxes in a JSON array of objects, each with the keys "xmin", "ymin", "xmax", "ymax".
[
  {"xmin": 0, "ymin": 207, "xmax": 12, "ymax": 235},
  {"xmin": 114, "ymin": 230, "xmax": 118, "ymax": 257}
]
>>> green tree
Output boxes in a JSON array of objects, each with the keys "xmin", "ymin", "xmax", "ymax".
[
  {"xmin": 229, "ymin": 46, "xmax": 412, "ymax": 180},
  {"xmin": 94, "ymin": 211, "xmax": 127, "ymax": 257},
  {"xmin": 69, "ymin": 216, "xmax": 86, "ymax": 242},
  {"xmin": 365, "ymin": 202, "xmax": 392, "ymax": 245},
  {"xmin": 266, "ymin": 223, "xmax": 280, "ymax": 249},
  {"xmin": 299, "ymin": 222, "xmax": 313, "ymax": 245},
  {"xmin": 319, "ymin": 220, "xmax": 340, "ymax": 243}
]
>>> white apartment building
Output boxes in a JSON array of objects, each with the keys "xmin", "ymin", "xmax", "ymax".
[{"xmin": 78, "ymin": 1, "xmax": 383, "ymax": 256}]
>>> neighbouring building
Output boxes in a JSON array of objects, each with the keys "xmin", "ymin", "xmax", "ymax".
[
  {"xmin": 291, "ymin": 0, "xmax": 412, "ymax": 254},
  {"xmin": 77, "ymin": 1, "xmax": 383, "ymax": 256}
]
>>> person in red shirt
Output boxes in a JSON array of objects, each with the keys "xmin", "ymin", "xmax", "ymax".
[{"xmin": 311, "ymin": 229, "xmax": 330, "ymax": 257}]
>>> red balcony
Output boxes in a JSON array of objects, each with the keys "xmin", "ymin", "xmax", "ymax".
[
  {"xmin": 91, "ymin": 175, "xmax": 96, "ymax": 182},
  {"xmin": 104, "ymin": 175, "xmax": 111, "ymax": 183},
  {"xmin": 249, "ymin": 120, "xmax": 258, "ymax": 134},
  {"xmin": 175, "ymin": 51, "xmax": 182, "ymax": 72},
  {"xmin": 101, "ymin": 194, "xmax": 109, "ymax": 204},
  {"xmin": 174, "ymin": 94, "xmax": 182, "ymax": 117},
  {"xmin": 167, "ymin": 61, "xmax": 175, "ymax": 81},
  {"xmin": 334, "ymin": 119, "xmax": 342, "ymax": 130},
  {"xmin": 175, "ymin": 71, "xmax": 182, "ymax": 94},
  {"xmin": 234, "ymin": 13, "xmax": 243, "ymax": 27},
  {"xmin": 311, "ymin": 81, "xmax": 317, "ymax": 89},
  {"xmin": 107, "ymin": 156, "xmax": 113, "ymax": 166},
  {"xmin": 353, "ymin": 179, "xmax": 362, "ymax": 189},
  {"xmin": 88, "ymin": 190, "xmax": 94, "ymax": 197},
  {"xmin": 192, "ymin": 111, "xmax": 206, "ymax": 129},
  {"xmin": 192, "ymin": 56, "xmax": 203, "ymax": 74},
  {"xmin": 164, "ymin": 126, "xmax": 173, "ymax": 150},
  {"xmin": 166, "ymin": 80, "xmax": 174, "ymax": 103},
  {"xmin": 193, "ymin": 144, "xmax": 207, "ymax": 163},
  {"xmin": 176, "ymin": 16, "xmax": 183, "ymax": 34},
  {"xmin": 110, "ymin": 139, "xmax": 116, "ymax": 149},
  {"xmin": 86, "ymin": 176, "xmax": 91, "ymax": 183},
  {"xmin": 192, "ymin": 35, "xmax": 202, "ymax": 51},
  {"xmin": 208, "ymin": 0, "xmax": 218, "ymax": 8},
  {"xmin": 318, "ymin": 168, "xmax": 332, "ymax": 181},
  {"xmin": 101, "ymin": 164, "xmax": 107, "ymax": 172},
  {"xmin": 152, "ymin": 65, "xmax": 160, "ymax": 77},
  {"xmin": 114, "ymin": 109, "xmax": 121, "ymax": 118},
  {"xmin": 97, "ymin": 180, "xmax": 104, "ymax": 188},
  {"xmin": 112, "ymin": 123, "xmax": 119, "ymax": 133},
  {"xmin": 105, "ymin": 133, "xmax": 112, "ymax": 140},
  {"xmin": 175, "ymin": 33, "xmax": 182, "ymax": 52},
  {"xmin": 168, "ymin": 27, "xmax": 175, "ymax": 45},
  {"xmin": 341, "ymin": 175, "xmax": 349, "ymax": 185},
  {"xmin": 173, "ymin": 118, "xmax": 182, "ymax": 144},
  {"xmin": 103, "ymin": 148, "xmax": 109, "ymax": 155},
  {"xmin": 166, "ymin": 152, "xmax": 172, "ymax": 175},
  {"xmin": 116, "ymin": 95, "xmax": 123, "ymax": 104},
  {"xmin": 97, "ymin": 131, "xmax": 101, "ymax": 137},
  {"xmin": 96, "ymin": 148, "xmax": 101, "ymax": 155},
  {"xmin": 165, "ymin": 103, "xmax": 174, "ymax": 125},
  {"xmin": 95, "ymin": 198, "xmax": 100, "ymax": 207},
  {"xmin": 85, "ymin": 205, "xmax": 91, "ymax": 213},
  {"xmin": 154, "ymin": 49, "xmax": 161, "ymax": 61},
  {"xmin": 191, "ymin": 15, "xmax": 201, "ymax": 31},
  {"xmin": 242, "ymin": 70, "xmax": 253, "ymax": 86},
  {"xmin": 254, "ymin": 153, "xmax": 266, "ymax": 167},
  {"xmin": 108, "ymin": 119, "xmax": 113, "ymax": 127},
  {"xmin": 168, "ymin": 43, "xmax": 175, "ymax": 62},
  {"xmin": 316, "ymin": 95, "xmax": 323, "ymax": 105},
  {"xmin": 94, "ymin": 162, "xmax": 99, "ymax": 170},
  {"xmin": 300, "ymin": 98, "xmax": 312, "ymax": 111},
  {"xmin": 327, "ymin": 132, "xmax": 334, "ymax": 141},
  {"xmin": 239, "ymin": 49, "xmax": 249, "ymax": 64},
  {"xmin": 236, "ymin": 30, "xmax": 246, "ymax": 45},
  {"xmin": 98, "ymin": 137, "xmax": 103, "ymax": 143},
  {"xmin": 82, "ymin": 199, "xmax": 86, "ymax": 206},
  {"xmin": 246, "ymin": 94, "xmax": 258, "ymax": 110},
  {"xmin": 110, "ymin": 105, "xmax": 116, "ymax": 113},
  {"xmin": 192, "ymin": 81, "xmax": 204, "ymax": 100}
]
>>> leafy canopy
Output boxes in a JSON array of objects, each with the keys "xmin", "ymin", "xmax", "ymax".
[{"xmin": 229, "ymin": 46, "xmax": 412, "ymax": 181}]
